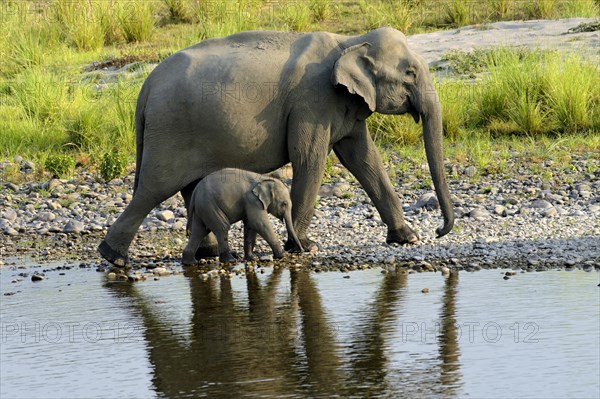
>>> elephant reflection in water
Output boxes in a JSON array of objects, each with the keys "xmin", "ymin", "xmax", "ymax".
[{"xmin": 105, "ymin": 268, "xmax": 461, "ymax": 397}]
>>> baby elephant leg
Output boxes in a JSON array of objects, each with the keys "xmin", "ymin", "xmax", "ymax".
[
  {"xmin": 243, "ymin": 223, "xmax": 258, "ymax": 261},
  {"xmin": 248, "ymin": 213, "xmax": 285, "ymax": 259},
  {"xmin": 183, "ymin": 219, "xmax": 208, "ymax": 265},
  {"xmin": 211, "ymin": 225, "xmax": 236, "ymax": 263}
]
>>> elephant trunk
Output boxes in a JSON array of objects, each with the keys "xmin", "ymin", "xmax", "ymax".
[
  {"xmin": 419, "ymin": 87, "xmax": 454, "ymax": 237},
  {"xmin": 285, "ymin": 209, "xmax": 304, "ymax": 252}
]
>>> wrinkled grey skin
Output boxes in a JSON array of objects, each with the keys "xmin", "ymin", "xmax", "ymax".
[
  {"xmin": 98, "ymin": 27, "xmax": 454, "ymax": 267},
  {"xmin": 182, "ymin": 169, "xmax": 303, "ymax": 265}
]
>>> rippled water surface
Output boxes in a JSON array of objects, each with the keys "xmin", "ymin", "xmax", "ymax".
[{"xmin": 1, "ymin": 263, "xmax": 599, "ymax": 398}]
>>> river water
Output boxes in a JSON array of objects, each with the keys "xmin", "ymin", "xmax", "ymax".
[{"xmin": 1, "ymin": 263, "xmax": 598, "ymax": 399}]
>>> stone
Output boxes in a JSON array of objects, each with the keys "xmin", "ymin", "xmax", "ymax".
[
  {"xmin": 45, "ymin": 179, "xmax": 62, "ymax": 191},
  {"xmin": 63, "ymin": 220, "xmax": 85, "ymax": 233},
  {"xmin": 2, "ymin": 209, "xmax": 17, "ymax": 222},
  {"xmin": 415, "ymin": 192, "xmax": 439, "ymax": 211},
  {"xmin": 20, "ymin": 160, "xmax": 35, "ymax": 172},
  {"xmin": 37, "ymin": 211, "xmax": 56, "ymax": 222},
  {"xmin": 31, "ymin": 273, "xmax": 45, "ymax": 282},
  {"xmin": 530, "ymin": 199, "xmax": 553, "ymax": 209},
  {"xmin": 47, "ymin": 201, "xmax": 62, "ymax": 210},
  {"xmin": 4, "ymin": 228, "xmax": 18, "ymax": 236},
  {"xmin": 463, "ymin": 166, "xmax": 477, "ymax": 177},
  {"xmin": 156, "ymin": 210, "xmax": 175, "ymax": 222},
  {"xmin": 384, "ymin": 256, "xmax": 396, "ymax": 264},
  {"xmin": 543, "ymin": 207, "xmax": 558, "ymax": 218},
  {"xmin": 421, "ymin": 288, "xmax": 430, "ymax": 293},
  {"xmin": 494, "ymin": 205, "xmax": 506, "ymax": 216},
  {"xmin": 469, "ymin": 208, "xmax": 490, "ymax": 220},
  {"xmin": 332, "ymin": 183, "xmax": 351, "ymax": 198}
]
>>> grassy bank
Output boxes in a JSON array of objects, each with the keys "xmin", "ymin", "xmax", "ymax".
[{"xmin": 0, "ymin": 0, "xmax": 599, "ymax": 182}]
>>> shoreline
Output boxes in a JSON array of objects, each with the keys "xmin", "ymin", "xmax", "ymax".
[{"xmin": 2, "ymin": 152, "xmax": 599, "ymax": 273}]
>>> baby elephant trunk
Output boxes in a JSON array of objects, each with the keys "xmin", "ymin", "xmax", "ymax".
[{"xmin": 284, "ymin": 210, "xmax": 304, "ymax": 252}]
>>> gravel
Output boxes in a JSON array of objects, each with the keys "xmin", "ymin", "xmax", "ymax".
[{"xmin": 1, "ymin": 152, "xmax": 599, "ymax": 274}]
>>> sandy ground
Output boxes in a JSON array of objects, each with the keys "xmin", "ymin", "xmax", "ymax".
[{"xmin": 408, "ymin": 17, "xmax": 599, "ymax": 64}]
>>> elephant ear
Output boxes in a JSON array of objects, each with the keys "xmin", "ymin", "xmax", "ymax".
[
  {"xmin": 332, "ymin": 42, "xmax": 376, "ymax": 112},
  {"xmin": 252, "ymin": 179, "xmax": 274, "ymax": 210}
]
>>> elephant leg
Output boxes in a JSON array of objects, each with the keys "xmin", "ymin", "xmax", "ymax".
[
  {"xmin": 99, "ymin": 184, "xmax": 177, "ymax": 266},
  {"xmin": 247, "ymin": 213, "xmax": 285, "ymax": 259},
  {"xmin": 243, "ymin": 223, "xmax": 258, "ymax": 261},
  {"xmin": 181, "ymin": 181, "xmax": 219, "ymax": 259},
  {"xmin": 333, "ymin": 123, "xmax": 419, "ymax": 245},
  {"xmin": 284, "ymin": 121, "xmax": 329, "ymax": 252},
  {"xmin": 182, "ymin": 219, "xmax": 208, "ymax": 266}
]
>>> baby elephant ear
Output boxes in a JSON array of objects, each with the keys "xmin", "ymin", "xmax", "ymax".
[{"xmin": 252, "ymin": 180, "xmax": 274, "ymax": 210}]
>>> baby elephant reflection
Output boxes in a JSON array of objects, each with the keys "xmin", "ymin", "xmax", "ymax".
[{"xmin": 183, "ymin": 168, "xmax": 303, "ymax": 264}]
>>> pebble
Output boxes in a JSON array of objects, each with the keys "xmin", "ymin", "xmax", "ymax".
[
  {"xmin": 156, "ymin": 210, "xmax": 175, "ymax": 222},
  {"xmin": 31, "ymin": 273, "xmax": 45, "ymax": 282},
  {"xmin": 415, "ymin": 192, "xmax": 439, "ymax": 210},
  {"xmin": 469, "ymin": 208, "xmax": 490, "ymax": 220},
  {"xmin": 2, "ymin": 209, "xmax": 17, "ymax": 222},
  {"xmin": 530, "ymin": 199, "xmax": 553, "ymax": 209},
  {"xmin": 421, "ymin": 288, "xmax": 430, "ymax": 293},
  {"xmin": 64, "ymin": 220, "xmax": 85, "ymax": 234},
  {"xmin": 464, "ymin": 166, "xmax": 477, "ymax": 177}
]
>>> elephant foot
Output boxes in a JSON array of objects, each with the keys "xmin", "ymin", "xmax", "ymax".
[
  {"xmin": 219, "ymin": 251, "xmax": 237, "ymax": 264},
  {"xmin": 285, "ymin": 238, "xmax": 319, "ymax": 253},
  {"xmin": 182, "ymin": 251, "xmax": 198, "ymax": 266},
  {"xmin": 244, "ymin": 253, "xmax": 257, "ymax": 261},
  {"xmin": 98, "ymin": 240, "xmax": 128, "ymax": 267},
  {"xmin": 386, "ymin": 225, "xmax": 419, "ymax": 245},
  {"xmin": 194, "ymin": 244, "xmax": 219, "ymax": 260},
  {"xmin": 273, "ymin": 250, "xmax": 286, "ymax": 259}
]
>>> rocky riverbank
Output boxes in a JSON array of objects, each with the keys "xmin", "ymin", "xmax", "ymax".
[{"xmin": 2, "ymin": 151, "xmax": 599, "ymax": 274}]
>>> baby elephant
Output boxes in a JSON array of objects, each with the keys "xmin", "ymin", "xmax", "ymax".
[{"xmin": 183, "ymin": 168, "xmax": 303, "ymax": 264}]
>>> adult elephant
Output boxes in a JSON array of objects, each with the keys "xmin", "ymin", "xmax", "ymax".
[{"xmin": 99, "ymin": 27, "xmax": 454, "ymax": 266}]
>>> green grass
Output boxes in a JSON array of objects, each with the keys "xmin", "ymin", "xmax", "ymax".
[
  {"xmin": 0, "ymin": 0, "xmax": 598, "ymax": 181},
  {"xmin": 429, "ymin": 48, "xmax": 600, "ymax": 140}
]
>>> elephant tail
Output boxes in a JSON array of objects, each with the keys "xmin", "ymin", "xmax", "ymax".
[{"xmin": 133, "ymin": 82, "xmax": 150, "ymax": 194}]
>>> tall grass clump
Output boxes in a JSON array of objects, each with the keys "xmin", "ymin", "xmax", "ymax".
[
  {"xmin": 11, "ymin": 68, "xmax": 70, "ymax": 124},
  {"xmin": 561, "ymin": 0, "xmax": 599, "ymax": 17},
  {"xmin": 194, "ymin": 0, "xmax": 260, "ymax": 39},
  {"xmin": 471, "ymin": 48, "xmax": 599, "ymax": 136},
  {"xmin": 527, "ymin": 0, "xmax": 558, "ymax": 18},
  {"xmin": 490, "ymin": 0, "xmax": 515, "ymax": 19},
  {"xmin": 119, "ymin": 1, "xmax": 155, "ymax": 43},
  {"xmin": 282, "ymin": 2, "xmax": 312, "ymax": 31},
  {"xmin": 546, "ymin": 55, "xmax": 599, "ymax": 132},
  {"xmin": 163, "ymin": 0, "xmax": 193, "ymax": 23},
  {"xmin": 362, "ymin": 0, "xmax": 413, "ymax": 32},
  {"xmin": 445, "ymin": 0, "xmax": 471, "ymax": 27},
  {"xmin": 368, "ymin": 114, "xmax": 422, "ymax": 147},
  {"xmin": 54, "ymin": 0, "xmax": 104, "ymax": 50},
  {"xmin": 310, "ymin": 0, "xmax": 333, "ymax": 22},
  {"xmin": 437, "ymin": 80, "xmax": 475, "ymax": 141}
]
